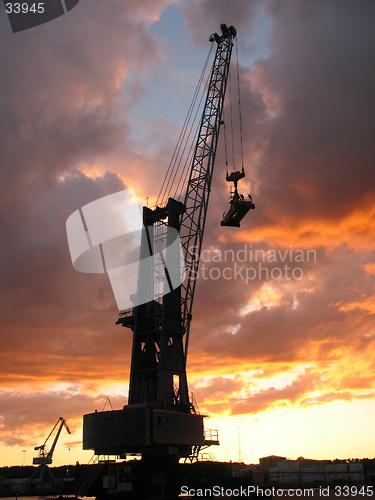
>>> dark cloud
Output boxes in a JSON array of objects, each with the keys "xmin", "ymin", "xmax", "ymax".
[
  {"xmin": 182, "ymin": 0, "xmax": 375, "ymax": 389},
  {"xmin": 0, "ymin": 171, "xmax": 135, "ymax": 388},
  {"xmin": 254, "ymin": 1, "xmax": 375, "ymax": 221},
  {"xmin": 0, "ymin": 0, "xmax": 171, "ymax": 393},
  {"xmin": 186, "ymin": 244, "xmax": 375, "ymax": 381}
]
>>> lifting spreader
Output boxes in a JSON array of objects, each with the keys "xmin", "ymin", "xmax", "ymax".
[{"xmin": 221, "ymin": 167, "xmax": 255, "ymax": 227}]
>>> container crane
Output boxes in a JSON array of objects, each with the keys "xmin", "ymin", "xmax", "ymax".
[{"xmin": 82, "ymin": 24, "xmax": 253, "ymax": 492}]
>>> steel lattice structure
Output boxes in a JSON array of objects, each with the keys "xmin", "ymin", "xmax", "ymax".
[{"xmin": 180, "ymin": 25, "xmax": 237, "ymax": 359}]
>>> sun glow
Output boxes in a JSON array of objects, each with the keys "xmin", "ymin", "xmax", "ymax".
[{"xmin": 240, "ymin": 283, "xmax": 283, "ymax": 315}]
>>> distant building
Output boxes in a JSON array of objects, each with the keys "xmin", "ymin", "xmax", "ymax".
[
  {"xmin": 0, "ymin": 477, "xmax": 28, "ymax": 495},
  {"xmin": 325, "ymin": 462, "xmax": 365, "ymax": 483},
  {"xmin": 269, "ymin": 459, "xmax": 326, "ymax": 484},
  {"xmin": 259, "ymin": 456, "xmax": 365, "ymax": 485},
  {"xmin": 259, "ymin": 455, "xmax": 286, "ymax": 471}
]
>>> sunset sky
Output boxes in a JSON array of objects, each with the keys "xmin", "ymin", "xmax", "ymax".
[{"xmin": 1, "ymin": 0, "xmax": 375, "ymax": 467}]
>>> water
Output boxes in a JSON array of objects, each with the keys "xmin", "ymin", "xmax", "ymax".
[
  {"xmin": 1, "ymin": 497, "xmax": 96, "ymax": 500},
  {"xmin": 2, "ymin": 497, "xmax": 52, "ymax": 500}
]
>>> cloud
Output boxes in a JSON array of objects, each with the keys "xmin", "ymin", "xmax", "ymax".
[
  {"xmin": 193, "ymin": 366, "xmax": 375, "ymax": 417},
  {"xmin": 0, "ymin": 389, "xmax": 126, "ymax": 447},
  {"xmin": 253, "ymin": 1, "xmax": 375, "ymax": 223},
  {"xmin": 230, "ymin": 370, "xmax": 319, "ymax": 415},
  {"xmin": 0, "ymin": 0, "xmax": 174, "ymax": 395},
  {"xmin": 192, "ymin": 369, "xmax": 321, "ymax": 416},
  {"xmin": 182, "ymin": 0, "xmax": 261, "ymax": 47},
  {"xmin": 0, "ymin": 1, "xmax": 180, "ymax": 455},
  {"xmin": 0, "ymin": 171, "xmax": 137, "ymax": 389},
  {"xmin": 178, "ymin": 0, "xmax": 375, "ymax": 415}
]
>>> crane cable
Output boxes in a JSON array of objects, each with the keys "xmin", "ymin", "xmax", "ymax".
[
  {"xmin": 174, "ymin": 116, "xmax": 200, "ymax": 201},
  {"xmin": 222, "ymin": 108, "xmax": 229, "ymax": 175},
  {"xmin": 223, "ymin": 37, "xmax": 245, "ymax": 176},
  {"xmin": 236, "ymin": 37, "xmax": 245, "ymax": 172},
  {"xmin": 165, "ymin": 44, "xmax": 213, "ymax": 205},
  {"xmin": 171, "ymin": 69, "xmax": 210, "ymax": 201},
  {"xmin": 156, "ymin": 43, "xmax": 214, "ymax": 207},
  {"xmin": 174, "ymin": 64, "xmax": 213, "ymax": 201},
  {"xmin": 156, "ymin": 37, "xmax": 244, "ymax": 206},
  {"xmin": 176, "ymin": 37, "xmax": 248, "ymax": 201},
  {"xmin": 228, "ymin": 69, "xmax": 236, "ymax": 172}
]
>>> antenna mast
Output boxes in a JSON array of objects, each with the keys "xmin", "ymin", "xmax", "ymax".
[{"xmin": 238, "ymin": 427, "xmax": 243, "ymax": 463}]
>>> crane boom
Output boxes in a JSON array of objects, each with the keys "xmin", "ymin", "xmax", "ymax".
[
  {"xmin": 180, "ymin": 24, "xmax": 236, "ymax": 360},
  {"xmin": 47, "ymin": 417, "xmax": 70, "ymax": 461}
]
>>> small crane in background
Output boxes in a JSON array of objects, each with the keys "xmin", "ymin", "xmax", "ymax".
[
  {"xmin": 33, "ymin": 416, "xmax": 71, "ymax": 465},
  {"xmin": 28, "ymin": 417, "xmax": 71, "ymax": 493}
]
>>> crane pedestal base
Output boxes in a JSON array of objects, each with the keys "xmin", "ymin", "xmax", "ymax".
[{"xmin": 83, "ymin": 405, "xmax": 205, "ymax": 458}]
